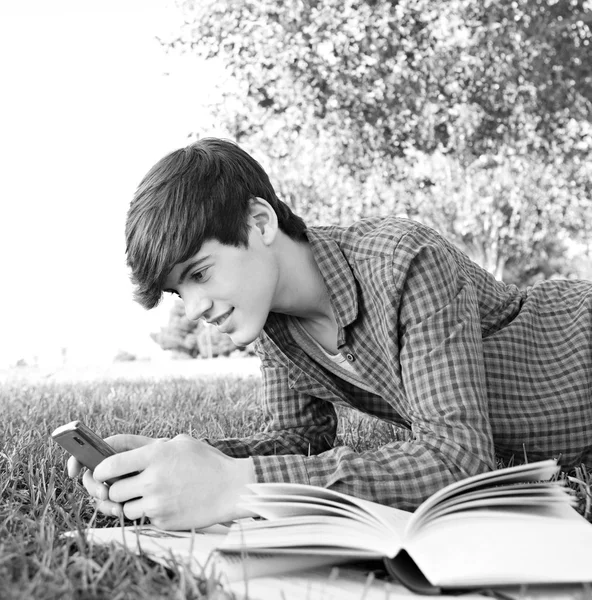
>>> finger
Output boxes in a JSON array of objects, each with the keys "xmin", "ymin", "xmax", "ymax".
[
  {"xmin": 108, "ymin": 473, "xmax": 143, "ymax": 504},
  {"xmin": 93, "ymin": 497, "xmax": 125, "ymax": 518},
  {"xmin": 82, "ymin": 468, "xmax": 110, "ymax": 501},
  {"xmin": 67, "ymin": 455, "xmax": 83, "ymax": 478},
  {"xmin": 121, "ymin": 496, "xmax": 153, "ymax": 523},
  {"xmin": 103, "ymin": 434, "xmax": 158, "ymax": 453},
  {"xmin": 94, "ymin": 440, "xmax": 167, "ymax": 483}
]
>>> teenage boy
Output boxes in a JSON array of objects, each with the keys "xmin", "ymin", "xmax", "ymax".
[{"xmin": 69, "ymin": 138, "xmax": 592, "ymax": 530}]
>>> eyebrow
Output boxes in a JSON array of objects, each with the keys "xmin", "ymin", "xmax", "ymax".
[{"xmin": 178, "ymin": 256, "xmax": 211, "ymax": 286}]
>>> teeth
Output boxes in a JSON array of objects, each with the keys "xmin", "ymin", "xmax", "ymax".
[{"xmin": 214, "ymin": 311, "xmax": 231, "ymax": 326}]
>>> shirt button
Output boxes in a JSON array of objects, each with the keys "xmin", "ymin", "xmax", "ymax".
[{"xmin": 345, "ymin": 352, "xmax": 355, "ymax": 362}]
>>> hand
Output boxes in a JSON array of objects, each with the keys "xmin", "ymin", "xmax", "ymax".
[
  {"xmin": 67, "ymin": 434, "xmax": 162, "ymax": 519},
  {"xmin": 91, "ymin": 434, "xmax": 256, "ymax": 530}
]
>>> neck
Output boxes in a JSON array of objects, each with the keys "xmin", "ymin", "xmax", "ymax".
[{"xmin": 271, "ymin": 233, "xmax": 334, "ymax": 324}]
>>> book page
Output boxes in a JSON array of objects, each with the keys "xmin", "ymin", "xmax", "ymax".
[
  {"xmin": 243, "ymin": 494, "xmax": 379, "ymax": 527},
  {"xmin": 64, "ymin": 524, "xmax": 228, "ymax": 579},
  {"xmin": 405, "ymin": 504, "xmax": 592, "ymax": 587},
  {"xmin": 64, "ymin": 524, "xmax": 344, "ymax": 583},
  {"xmin": 245, "ymin": 483, "xmax": 411, "ymax": 551},
  {"xmin": 226, "ymin": 564, "xmax": 491, "ymax": 600},
  {"xmin": 422, "ymin": 486, "xmax": 576, "ymax": 525},
  {"xmin": 222, "ymin": 515, "xmax": 391, "ymax": 556},
  {"xmin": 407, "ymin": 460, "xmax": 560, "ymax": 536}
]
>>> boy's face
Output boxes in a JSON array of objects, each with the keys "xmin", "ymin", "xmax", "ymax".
[{"xmin": 162, "ymin": 224, "xmax": 279, "ymax": 347}]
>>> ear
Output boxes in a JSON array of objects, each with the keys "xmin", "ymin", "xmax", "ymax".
[{"xmin": 248, "ymin": 197, "xmax": 278, "ymax": 245}]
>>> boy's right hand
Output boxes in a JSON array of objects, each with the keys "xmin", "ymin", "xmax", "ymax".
[{"xmin": 67, "ymin": 434, "xmax": 165, "ymax": 518}]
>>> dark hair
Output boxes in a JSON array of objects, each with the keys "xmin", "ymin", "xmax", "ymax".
[{"xmin": 125, "ymin": 138, "xmax": 307, "ymax": 309}]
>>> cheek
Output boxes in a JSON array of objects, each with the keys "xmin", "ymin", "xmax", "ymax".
[{"xmin": 236, "ymin": 260, "xmax": 275, "ymax": 302}]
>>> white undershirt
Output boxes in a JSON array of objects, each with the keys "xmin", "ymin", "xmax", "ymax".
[{"xmin": 288, "ymin": 318, "xmax": 357, "ymax": 375}]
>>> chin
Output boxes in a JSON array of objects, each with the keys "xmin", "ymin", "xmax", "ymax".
[
  {"xmin": 229, "ymin": 329, "xmax": 260, "ymax": 348},
  {"xmin": 231, "ymin": 336, "xmax": 256, "ymax": 349}
]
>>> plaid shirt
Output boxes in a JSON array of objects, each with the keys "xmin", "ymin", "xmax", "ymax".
[{"xmin": 209, "ymin": 217, "xmax": 592, "ymax": 510}]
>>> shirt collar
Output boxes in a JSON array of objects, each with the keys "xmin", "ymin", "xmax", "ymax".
[{"xmin": 305, "ymin": 227, "xmax": 359, "ymax": 330}]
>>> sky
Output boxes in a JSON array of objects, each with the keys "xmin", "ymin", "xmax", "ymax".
[{"xmin": 0, "ymin": 0, "xmax": 228, "ymax": 367}]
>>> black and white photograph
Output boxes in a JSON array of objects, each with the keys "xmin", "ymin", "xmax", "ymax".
[{"xmin": 1, "ymin": 1, "xmax": 591, "ymax": 598}]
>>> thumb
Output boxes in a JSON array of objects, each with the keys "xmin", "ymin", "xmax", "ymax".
[
  {"xmin": 93, "ymin": 436, "xmax": 169, "ymax": 483},
  {"xmin": 104, "ymin": 434, "xmax": 168, "ymax": 453}
]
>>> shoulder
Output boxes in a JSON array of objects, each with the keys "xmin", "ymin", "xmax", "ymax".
[
  {"xmin": 312, "ymin": 216, "xmax": 456, "ymax": 269},
  {"xmin": 313, "ymin": 217, "xmax": 449, "ymax": 254}
]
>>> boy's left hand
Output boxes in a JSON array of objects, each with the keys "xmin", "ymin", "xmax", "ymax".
[{"xmin": 93, "ymin": 434, "xmax": 256, "ymax": 530}]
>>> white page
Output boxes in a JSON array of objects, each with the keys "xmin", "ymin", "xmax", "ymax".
[
  {"xmin": 246, "ymin": 483, "xmax": 411, "ymax": 545},
  {"xmin": 242, "ymin": 494, "xmax": 379, "ymax": 526},
  {"xmin": 436, "ymin": 482, "xmax": 570, "ymax": 505},
  {"xmin": 65, "ymin": 524, "xmax": 228, "ymax": 579},
  {"xmin": 407, "ymin": 460, "xmax": 559, "ymax": 536},
  {"xmin": 65, "ymin": 524, "xmax": 344, "ymax": 583},
  {"xmin": 424, "ymin": 492, "xmax": 575, "ymax": 525},
  {"xmin": 226, "ymin": 564, "xmax": 492, "ymax": 600},
  {"xmin": 406, "ymin": 504, "xmax": 592, "ymax": 586},
  {"xmin": 223, "ymin": 516, "xmax": 394, "ymax": 556},
  {"xmin": 243, "ymin": 499, "xmax": 379, "ymax": 527},
  {"xmin": 227, "ymin": 566, "xmax": 590, "ymax": 600}
]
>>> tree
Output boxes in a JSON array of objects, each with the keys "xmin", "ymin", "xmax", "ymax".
[
  {"xmin": 151, "ymin": 300, "xmax": 200, "ymax": 358},
  {"xmin": 399, "ymin": 149, "xmax": 589, "ymax": 279},
  {"xmin": 150, "ymin": 299, "xmax": 253, "ymax": 358},
  {"xmin": 168, "ymin": 0, "xmax": 592, "ymax": 281},
  {"xmin": 176, "ymin": 0, "xmax": 591, "ymax": 160},
  {"xmin": 113, "ymin": 349, "xmax": 137, "ymax": 362}
]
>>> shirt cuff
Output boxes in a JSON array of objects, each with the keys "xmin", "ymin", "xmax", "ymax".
[{"xmin": 252, "ymin": 454, "xmax": 311, "ymax": 485}]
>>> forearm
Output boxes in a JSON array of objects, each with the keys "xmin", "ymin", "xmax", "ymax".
[
  {"xmin": 205, "ymin": 380, "xmax": 338, "ymax": 458},
  {"xmin": 251, "ymin": 437, "xmax": 493, "ymax": 510},
  {"xmin": 205, "ymin": 423, "xmax": 335, "ymax": 459}
]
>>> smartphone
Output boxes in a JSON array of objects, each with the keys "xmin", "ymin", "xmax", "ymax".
[{"xmin": 52, "ymin": 420, "xmax": 116, "ymax": 475}]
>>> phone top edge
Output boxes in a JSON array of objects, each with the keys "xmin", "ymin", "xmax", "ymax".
[{"xmin": 51, "ymin": 420, "xmax": 82, "ymax": 437}]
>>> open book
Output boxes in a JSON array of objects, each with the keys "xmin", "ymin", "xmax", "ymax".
[
  {"xmin": 68, "ymin": 460, "xmax": 592, "ymax": 594},
  {"xmin": 221, "ymin": 459, "xmax": 592, "ymax": 593}
]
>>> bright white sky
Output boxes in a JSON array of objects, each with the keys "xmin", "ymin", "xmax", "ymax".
[{"xmin": 0, "ymin": 0, "xmax": 228, "ymax": 367}]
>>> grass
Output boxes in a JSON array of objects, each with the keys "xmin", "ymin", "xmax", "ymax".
[{"xmin": 1, "ymin": 375, "xmax": 591, "ymax": 599}]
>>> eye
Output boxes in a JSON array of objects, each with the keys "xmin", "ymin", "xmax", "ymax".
[{"xmin": 190, "ymin": 268, "xmax": 209, "ymax": 283}]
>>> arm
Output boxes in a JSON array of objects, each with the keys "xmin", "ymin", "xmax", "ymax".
[
  {"xmin": 231, "ymin": 236, "xmax": 496, "ymax": 510},
  {"xmin": 72, "ymin": 351, "xmax": 339, "ymax": 529},
  {"xmin": 205, "ymin": 346, "xmax": 339, "ymax": 462}
]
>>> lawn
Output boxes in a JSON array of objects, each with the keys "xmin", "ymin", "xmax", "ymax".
[
  {"xmin": 0, "ymin": 375, "xmax": 402, "ymax": 599},
  {"xmin": 1, "ymin": 375, "xmax": 590, "ymax": 599}
]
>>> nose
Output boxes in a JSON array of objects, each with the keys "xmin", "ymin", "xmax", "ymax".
[{"xmin": 183, "ymin": 292, "xmax": 213, "ymax": 322}]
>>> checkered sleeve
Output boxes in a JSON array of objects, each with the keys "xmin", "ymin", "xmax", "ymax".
[{"xmin": 206, "ymin": 352, "xmax": 338, "ymax": 481}]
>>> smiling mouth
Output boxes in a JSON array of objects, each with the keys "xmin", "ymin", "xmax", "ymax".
[{"xmin": 211, "ymin": 309, "xmax": 234, "ymax": 327}]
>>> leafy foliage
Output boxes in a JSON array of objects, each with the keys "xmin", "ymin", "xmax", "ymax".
[
  {"xmin": 179, "ymin": 0, "xmax": 592, "ymax": 161},
  {"xmin": 151, "ymin": 299, "xmax": 253, "ymax": 358},
  {"xmin": 169, "ymin": 0, "xmax": 592, "ymax": 281},
  {"xmin": 400, "ymin": 149, "xmax": 586, "ymax": 278},
  {"xmin": 150, "ymin": 299, "xmax": 201, "ymax": 358}
]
